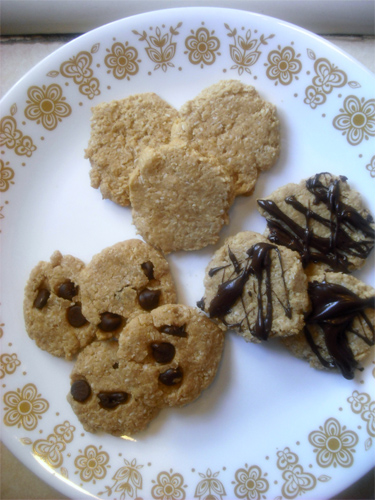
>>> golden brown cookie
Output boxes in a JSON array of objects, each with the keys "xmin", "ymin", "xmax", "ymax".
[
  {"xmin": 199, "ymin": 231, "xmax": 309, "ymax": 343},
  {"xmin": 118, "ymin": 304, "xmax": 225, "ymax": 407},
  {"xmin": 257, "ymin": 172, "xmax": 375, "ymax": 274},
  {"xmin": 171, "ymin": 79, "xmax": 280, "ymax": 197},
  {"xmin": 79, "ymin": 239, "xmax": 177, "ymax": 337},
  {"xmin": 67, "ymin": 340, "xmax": 160, "ymax": 435},
  {"xmin": 282, "ymin": 272, "xmax": 375, "ymax": 380},
  {"xmin": 128, "ymin": 141, "xmax": 233, "ymax": 253},
  {"xmin": 23, "ymin": 251, "xmax": 97, "ymax": 359},
  {"xmin": 85, "ymin": 93, "xmax": 178, "ymax": 206}
]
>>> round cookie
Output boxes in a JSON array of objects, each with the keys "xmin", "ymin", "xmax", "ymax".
[
  {"xmin": 118, "ymin": 304, "xmax": 225, "ymax": 407},
  {"xmin": 85, "ymin": 93, "xmax": 178, "ymax": 206},
  {"xmin": 199, "ymin": 231, "xmax": 310, "ymax": 343},
  {"xmin": 23, "ymin": 251, "xmax": 97, "ymax": 359},
  {"xmin": 282, "ymin": 272, "xmax": 375, "ymax": 380},
  {"xmin": 128, "ymin": 141, "xmax": 233, "ymax": 253},
  {"xmin": 67, "ymin": 340, "xmax": 160, "ymax": 435},
  {"xmin": 257, "ymin": 172, "xmax": 375, "ymax": 274},
  {"xmin": 79, "ymin": 239, "xmax": 177, "ymax": 337},
  {"xmin": 171, "ymin": 79, "xmax": 280, "ymax": 197}
]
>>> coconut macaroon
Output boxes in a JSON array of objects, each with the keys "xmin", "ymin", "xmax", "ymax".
[
  {"xmin": 257, "ymin": 172, "xmax": 375, "ymax": 275},
  {"xmin": 171, "ymin": 79, "xmax": 280, "ymax": 197},
  {"xmin": 129, "ymin": 141, "xmax": 233, "ymax": 253},
  {"xmin": 79, "ymin": 239, "xmax": 177, "ymax": 338},
  {"xmin": 282, "ymin": 272, "xmax": 375, "ymax": 380},
  {"xmin": 23, "ymin": 251, "xmax": 97, "ymax": 359},
  {"xmin": 199, "ymin": 231, "xmax": 310, "ymax": 343},
  {"xmin": 85, "ymin": 93, "xmax": 178, "ymax": 206}
]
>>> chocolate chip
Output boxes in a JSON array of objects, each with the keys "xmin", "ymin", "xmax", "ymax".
[
  {"xmin": 158, "ymin": 324, "xmax": 187, "ymax": 338},
  {"xmin": 159, "ymin": 367, "xmax": 183, "ymax": 386},
  {"xmin": 67, "ymin": 305, "xmax": 88, "ymax": 328},
  {"xmin": 33, "ymin": 288, "xmax": 50, "ymax": 309},
  {"xmin": 151, "ymin": 342, "xmax": 175, "ymax": 364},
  {"xmin": 112, "ymin": 362, "xmax": 119, "ymax": 369},
  {"xmin": 71, "ymin": 379, "xmax": 91, "ymax": 402},
  {"xmin": 98, "ymin": 391, "xmax": 129, "ymax": 409},
  {"xmin": 196, "ymin": 298, "xmax": 205, "ymax": 310},
  {"xmin": 57, "ymin": 280, "xmax": 78, "ymax": 300},
  {"xmin": 141, "ymin": 261, "xmax": 155, "ymax": 280},
  {"xmin": 98, "ymin": 312, "xmax": 123, "ymax": 332},
  {"xmin": 138, "ymin": 288, "xmax": 161, "ymax": 311}
]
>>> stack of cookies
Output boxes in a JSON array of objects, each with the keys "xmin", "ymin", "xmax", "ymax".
[
  {"xmin": 24, "ymin": 239, "xmax": 224, "ymax": 435},
  {"xmin": 199, "ymin": 173, "xmax": 375, "ymax": 380},
  {"xmin": 85, "ymin": 80, "xmax": 280, "ymax": 253}
]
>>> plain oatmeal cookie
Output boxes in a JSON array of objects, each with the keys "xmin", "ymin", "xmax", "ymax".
[
  {"xmin": 79, "ymin": 239, "xmax": 177, "ymax": 337},
  {"xmin": 85, "ymin": 93, "xmax": 178, "ymax": 206},
  {"xmin": 282, "ymin": 271, "xmax": 375, "ymax": 380},
  {"xmin": 171, "ymin": 79, "xmax": 280, "ymax": 197},
  {"xmin": 129, "ymin": 141, "xmax": 233, "ymax": 253},
  {"xmin": 199, "ymin": 231, "xmax": 310, "ymax": 343},
  {"xmin": 23, "ymin": 251, "xmax": 97, "ymax": 359},
  {"xmin": 257, "ymin": 172, "xmax": 375, "ymax": 275}
]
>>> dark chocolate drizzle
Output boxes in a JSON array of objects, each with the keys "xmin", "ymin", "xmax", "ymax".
[
  {"xmin": 258, "ymin": 173, "xmax": 375, "ymax": 272},
  {"xmin": 304, "ymin": 279, "xmax": 375, "ymax": 380},
  {"xmin": 208, "ymin": 242, "xmax": 291, "ymax": 340}
]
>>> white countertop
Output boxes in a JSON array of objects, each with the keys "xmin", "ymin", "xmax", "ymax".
[{"xmin": 1, "ymin": 25, "xmax": 374, "ymax": 500}]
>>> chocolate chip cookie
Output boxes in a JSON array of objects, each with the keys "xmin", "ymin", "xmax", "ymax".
[
  {"xmin": 282, "ymin": 271, "xmax": 375, "ymax": 379},
  {"xmin": 67, "ymin": 340, "xmax": 160, "ymax": 435},
  {"xmin": 199, "ymin": 231, "xmax": 309, "ymax": 343},
  {"xmin": 79, "ymin": 239, "xmax": 177, "ymax": 337},
  {"xmin": 118, "ymin": 304, "xmax": 225, "ymax": 407},
  {"xmin": 23, "ymin": 251, "xmax": 97, "ymax": 359}
]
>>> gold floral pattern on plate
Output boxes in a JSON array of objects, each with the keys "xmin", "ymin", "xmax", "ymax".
[
  {"xmin": 133, "ymin": 23, "xmax": 182, "ymax": 72},
  {"xmin": 24, "ymin": 84, "xmax": 72, "ymax": 131},
  {"xmin": 0, "ymin": 159, "xmax": 15, "ymax": 192},
  {"xmin": 3, "ymin": 383, "xmax": 49, "ymax": 430},
  {"xmin": 225, "ymin": 24, "xmax": 274, "ymax": 76},
  {"xmin": 276, "ymin": 447, "xmax": 317, "ymax": 499},
  {"xmin": 265, "ymin": 45, "xmax": 302, "ymax": 85},
  {"xmin": 308, "ymin": 417, "xmax": 359, "ymax": 468},
  {"xmin": 0, "ymin": 353, "xmax": 21, "ymax": 378},
  {"xmin": 194, "ymin": 468, "xmax": 226, "ymax": 500},
  {"xmin": 333, "ymin": 95, "xmax": 375, "ymax": 145},
  {"xmin": 75, "ymin": 445, "xmax": 110, "ymax": 484},
  {"xmin": 233, "ymin": 464, "xmax": 269, "ymax": 500},
  {"xmin": 365, "ymin": 155, "xmax": 375, "ymax": 178},
  {"xmin": 0, "ymin": 115, "xmax": 37, "ymax": 157},
  {"xmin": 60, "ymin": 50, "xmax": 101, "ymax": 100},
  {"xmin": 105, "ymin": 41, "xmax": 140, "ymax": 80},
  {"xmin": 32, "ymin": 420, "xmax": 76, "ymax": 469},
  {"xmin": 98, "ymin": 457, "xmax": 143, "ymax": 499},
  {"xmin": 151, "ymin": 470, "xmax": 186, "ymax": 500},
  {"xmin": 184, "ymin": 26, "xmax": 221, "ymax": 68}
]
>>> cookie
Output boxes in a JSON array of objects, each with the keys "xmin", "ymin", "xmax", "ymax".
[
  {"xmin": 171, "ymin": 79, "xmax": 280, "ymax": 197},
  {"xmin": 282, "ymin": 272, "xmax": 375, "ymax": 380},
  {"xmin": 23, "ymin": 251, "xmax": 97, "ymax": 359},
  {"xmin": 128, "ymin": 141, "xmax": 233, "ymax": 253},
  {"xmin": 118, "ymin": 304, "xmax": 225, "ymax": 407},
  {"xmin": 257, "ymin": 172, "xmax": 375, "ymax": 274},
  {"xmin": 79, "ymin": 239, "xmax": 177, "ymax": 337},
  {"xmin": 67, "ymin": 340, "xmax": 160, "ymax": 435},
  {"xmin": 85, "ymin": 93, "xmax": 178, "ymax": 206},
  {"xmin": 199, "ymin": 231, "xmax": 310, "ymax": 343}
]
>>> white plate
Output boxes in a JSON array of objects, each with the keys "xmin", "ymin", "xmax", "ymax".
[{"xmin": 1, "ymin": 7, "xmax": 374, "ymax": 500}]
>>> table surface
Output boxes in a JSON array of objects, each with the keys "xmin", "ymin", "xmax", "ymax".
[{"xmin": 1, "ymin": 33, "xmax": 374, "ymax": 500}]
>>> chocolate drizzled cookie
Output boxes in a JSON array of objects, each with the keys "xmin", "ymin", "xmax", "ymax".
[{"xmin": 257, "ymin": 173, "xmax": 375, "ymax": 274}]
